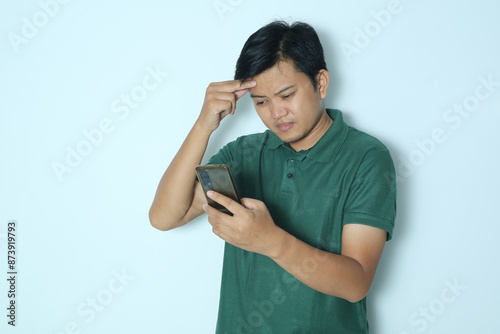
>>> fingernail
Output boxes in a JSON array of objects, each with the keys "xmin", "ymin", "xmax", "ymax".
[
  {"xmin": 207, "ymin": 190, "xmax": 214, "ymax": 197},
  {"xmin": 202, "ymin": 204, "xmax": 208, "ymax": 212}
]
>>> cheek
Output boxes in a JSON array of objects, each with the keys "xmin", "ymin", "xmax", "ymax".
[
  {"xmin": 288, "ymin": 98, "xmax": 301, "ymax": 111},
  {"xmin": 255, "ymin": 108, "xmax": 270, "ymax": 124},
  {"xmin": 296, "ymin": 91, "xmax": 316, "ymax": 107}
]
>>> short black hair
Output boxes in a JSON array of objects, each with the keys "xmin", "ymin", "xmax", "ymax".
[{"xmin": 234, "ymin": 20, "xmax": 327, "ymax": 89}]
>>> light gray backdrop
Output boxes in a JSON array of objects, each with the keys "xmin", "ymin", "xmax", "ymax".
[{"xmin": 1, "ymin": 0, "xmax": 499, "ymax": 333}]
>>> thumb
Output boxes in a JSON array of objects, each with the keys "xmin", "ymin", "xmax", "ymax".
[
  {"xmin": 234, "ymin": 88, "xmax": 249, "ymax": 101},
  {"xmin": 235, "ymin": 80, "xmax": 256, "ymax": 101}
]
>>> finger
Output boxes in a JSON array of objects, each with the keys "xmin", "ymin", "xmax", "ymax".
[
  {"xmin": 203, "ymin": 203, "xmax": 224, "ymax": 220},
  {"xmin": 210, "ymin": 79, "xmax": 256, "ymax": 93},
  {"xmin": 205, "ymin": 92, "xmax": 235, "ymax": 117},
  {"xmin": 208, "ymin": 81, "xmax": 256, "ymax": 115},
  {"xmin": 204, "ymin": 204, "xmax": 233, "ymax": 240},
  {"xmin": 232, "ymin": 80, "xmax": 256, "ymax": 113},
  {"xmin": 240, "ymin": 197, "xmax": 260, "ymax": 210},
  {"xmin": 213, "ymin": 93, "xmax": 235, "ymax": 115},
  {"xmin": 230, "ymin": 88, "xmax": 249, "ymax": 115},
  {"xmin": 234, "ymin": 88, "xmax": 249, "ymax": 101},
  {"xmin": 207, "ymin": 190, "xmax": 244, "ymax": 216},
  {"xmin": 220, "ymin": 81, "xmax": 254, "ymax": 114},
  {"xmin": 220, "ymin": 110, "xmax": 231, "ymax": 120},
  {"xmin": 203, "ymin": 203, "xmax": 235, "ymax": 234},
  {"xmin": 238, "ymin": 79, "xmax": 257, "ymax": 91},
  {"xmin": 211, "ymin": 224, "xmax": 231, "ymax": 244}
]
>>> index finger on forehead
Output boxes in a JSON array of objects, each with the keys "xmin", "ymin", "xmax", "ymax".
[{"xmin": 212, "ymin": 79, "xmax": 255, "ymax": 92}]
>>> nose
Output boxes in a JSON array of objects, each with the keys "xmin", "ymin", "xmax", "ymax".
[{"xmin": 271, "ymin": 103, "xmax": 288, "ymax": 120}]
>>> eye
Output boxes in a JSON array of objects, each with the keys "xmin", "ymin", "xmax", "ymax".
[
  {"xmin": 282, "ymin": 92, "xmax": 295, "ymax": 99},
  {"xmin": 256, "ymin": 100, "xmax": 267, "ymax": 106}
]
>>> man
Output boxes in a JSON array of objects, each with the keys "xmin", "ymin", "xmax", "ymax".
[{"xmin": 150, "ymin": 20, "xmax": 396, "ymax": 333}]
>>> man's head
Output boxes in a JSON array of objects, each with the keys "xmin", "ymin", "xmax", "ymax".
[
  {"xmin": 235, "ymin": 21, "xmax": 331, "ymax": 152},
  {"xmin": 234, "ymin": 20, "xmax": 327, "ymax": 90}
]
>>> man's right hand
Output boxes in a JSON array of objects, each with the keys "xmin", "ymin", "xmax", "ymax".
[{"xmin": 197, "ymin": 80, "xmax": 257, "ymax": 132}]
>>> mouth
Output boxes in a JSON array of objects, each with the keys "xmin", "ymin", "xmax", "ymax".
[{"xmin": 276, "ymin": 122, "xmax": 294, "ymax": 132}]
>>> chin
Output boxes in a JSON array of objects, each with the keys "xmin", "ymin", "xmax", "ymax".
[{"xmin": 280, "ymin": 132, "xmax": 306, "ymax": 145}]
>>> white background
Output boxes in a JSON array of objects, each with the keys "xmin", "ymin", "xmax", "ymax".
[{"xmin": 1, "ymin": 0, "xmax": 499, "ymax": 333}]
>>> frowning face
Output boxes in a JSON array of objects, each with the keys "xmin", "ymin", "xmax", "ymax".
[{"xmin": 249, "ymin": 60, "xmax": 331, "ymax": 152}]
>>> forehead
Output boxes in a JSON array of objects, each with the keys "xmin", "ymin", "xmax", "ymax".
[{"xmin": 250, "ymin": 61, "xmax": 310, "ymax": 95}]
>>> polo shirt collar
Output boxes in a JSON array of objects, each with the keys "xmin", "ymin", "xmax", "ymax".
[
  {"xmin": 266, "ymin": 109, "xmax": 349, "ymax": 163},
  {"xmin": 267, "ymin": 130, "xmax": 284, "ymax": 150}
]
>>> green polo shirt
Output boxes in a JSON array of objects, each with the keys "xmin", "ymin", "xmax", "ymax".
[{"xmin": 208, "ymin": 109, "xmax": 396, "ymax": 334}]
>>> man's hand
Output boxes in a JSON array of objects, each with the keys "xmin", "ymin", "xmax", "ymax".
[
  {"xmin": 203, "ymin": 191, "xmax": 387, "ymax": 302},
  {"xmin": 203, "ymin": 190, "xmax": 285, "ymax": 258},
  {"xmin": 197, "ymin": 80, "xmax": 257, "ymax": 133}
]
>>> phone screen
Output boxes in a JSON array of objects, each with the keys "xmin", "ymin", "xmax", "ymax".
[{"xmin": 195, "ymin": 164, "xmax": 240, "ymax": 215}]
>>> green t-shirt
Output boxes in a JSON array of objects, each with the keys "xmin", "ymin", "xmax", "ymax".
[{"xmin": 208, "ymin": 109, "xmax": 396, "ymax": 334}]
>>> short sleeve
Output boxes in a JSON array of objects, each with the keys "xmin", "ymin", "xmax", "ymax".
[
  {"xmin": 343, "ymin": 148, "xmax": 397, "ymax": 240},
  {"xmin": 207, "ymin": 140, "xmax": 236, "ymax": 167}
]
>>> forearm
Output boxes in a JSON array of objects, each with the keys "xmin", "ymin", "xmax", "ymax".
[
  {"xmin": 149, "ymin": 121, "xmax": 211, "ymax": 231},
  {"xmin": 270, "ymin": 229, "xmax": 372, "ymax": 303}
]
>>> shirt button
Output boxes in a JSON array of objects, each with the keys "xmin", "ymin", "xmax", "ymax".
[
  {"xmin": 287, "ymin": 173, "xmax": 293, "ymax": 178},
  {"xmin": 290, "ymin": 159, "xmax": 296, "ymax": 163}
]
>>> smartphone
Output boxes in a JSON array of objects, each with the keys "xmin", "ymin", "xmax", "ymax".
[{"xmin": 195, "ymin": 164, "xmax": 240, "ymax": 216}]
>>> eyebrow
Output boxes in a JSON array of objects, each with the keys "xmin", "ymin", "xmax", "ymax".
[{"xmin": 250, "ymin": 85, "xmax": 296, "ymax": 99}]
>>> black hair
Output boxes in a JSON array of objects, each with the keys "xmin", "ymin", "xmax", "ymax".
[{"xmin": 234, "ymin": 20, "xmax": 327, "ymax": 89}]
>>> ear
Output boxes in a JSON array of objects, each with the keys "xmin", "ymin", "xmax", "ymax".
[{"xmin": 316, "ymin": 69, "xmax": 329, "ymax": 100}]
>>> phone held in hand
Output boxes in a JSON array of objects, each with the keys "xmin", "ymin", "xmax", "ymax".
[{"xmin": 195, "ymin": 164, "xmax": 240, "ymax": 216}]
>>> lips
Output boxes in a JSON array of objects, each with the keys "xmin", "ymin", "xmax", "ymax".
[{"xmin": 276, "ymin": 122, "xmax": 294, "ymax": 132}]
